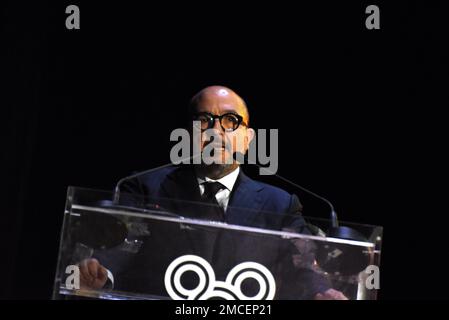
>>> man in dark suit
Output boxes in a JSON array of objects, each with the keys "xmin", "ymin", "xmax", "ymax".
[{"xmin": 78, "ymin": 86, "xmax": 347, "ymax": 299}]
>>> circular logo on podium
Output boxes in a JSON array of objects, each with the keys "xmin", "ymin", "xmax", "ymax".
[{"xmin": 164, "ymin": 255, "xmax": 276, "ymax": 300}]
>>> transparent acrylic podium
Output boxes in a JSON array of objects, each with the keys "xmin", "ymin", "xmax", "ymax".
[{"xmin": 53, "ymin": 187, "xmax": 382, "ymax": 300}]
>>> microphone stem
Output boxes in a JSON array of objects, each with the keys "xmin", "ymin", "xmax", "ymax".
[{"xmin": 257, "ymin": 166, "xmax": 339, "ymax": 228}]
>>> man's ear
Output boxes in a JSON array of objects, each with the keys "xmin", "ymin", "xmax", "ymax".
[{"xmin": 245, "ymin": 128, "xmax": 256, "ymax": 147}]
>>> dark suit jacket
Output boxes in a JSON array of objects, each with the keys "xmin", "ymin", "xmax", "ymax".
[
  {"xmin": 120, "ymin": 165, "xmax": 308, "ymax": 231},
  {"xmin": 98, "ymin": 165, "xmax": 330, "ymax": 299}
]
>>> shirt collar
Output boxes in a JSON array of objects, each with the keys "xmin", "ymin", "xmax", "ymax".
[{"xmin": 196, "ymin": 166, "xmax": 240, "ymax": 192}]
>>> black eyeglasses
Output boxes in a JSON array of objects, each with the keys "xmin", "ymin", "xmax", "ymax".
[{"xmin": 192, "ymin": 112, "xmax": 247, "ymax": 132}]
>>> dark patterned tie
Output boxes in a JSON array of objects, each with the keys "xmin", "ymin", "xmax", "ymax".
[
  {"xmin": 201, "ymin": 182, "xmax": 225, "ymax": 221},
  {"xmin": 201, "ymin": 182, "xmax": 235, "ymax": 277}
]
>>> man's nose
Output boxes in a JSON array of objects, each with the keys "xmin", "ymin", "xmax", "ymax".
[{"xmin": 212, "ymin": 118, "xmax": 223, "ymax": 132}]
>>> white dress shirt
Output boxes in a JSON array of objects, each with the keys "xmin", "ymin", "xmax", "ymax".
[{"xmin": 196, "ymin": 166, "xmax": 240, "ymax": 212}]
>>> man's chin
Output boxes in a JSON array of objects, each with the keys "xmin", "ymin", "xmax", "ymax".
[
  {"xmin": 206, "ymin": 162, "xmax": 232, "ymax": 170},
  {"xmin": 199, "ymin": 162, "xmax": 238, "ymax": 179},
  {"xmin": 198, "ymin": 149, "xmax": 238, "ymax": 175},
  {"xmin": 202, "ymin": 151, "xmax": 234, "ymax": 166}
]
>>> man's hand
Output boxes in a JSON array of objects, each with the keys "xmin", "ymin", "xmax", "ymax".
[
  {"xmin": 78, "ymin": 258, "xmax": 108, "ymax": 290},
  {"xmin": 314, "ymin": 288, "xmax": 349, "ymax": 300}
]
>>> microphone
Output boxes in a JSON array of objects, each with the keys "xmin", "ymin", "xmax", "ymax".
[
  {"xmin": 113, "ymin": 153, "xmax": 202, "ymax": 205},
  {"xmin": 233, "ymin": 152, "xmax": 366, "ymax": 241}
]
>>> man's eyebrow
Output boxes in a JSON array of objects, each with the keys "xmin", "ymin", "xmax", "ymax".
[{"xmin": 195, "ymin": 109, "xmax": 240, "ymax": 115}]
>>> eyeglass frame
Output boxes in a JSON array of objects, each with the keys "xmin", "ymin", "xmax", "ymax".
[{"xmin": 192, "ymin": 112, "xmax": 248, "ymax": 132}]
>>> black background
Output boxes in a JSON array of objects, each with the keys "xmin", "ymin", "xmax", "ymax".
[{"xmin": 1, "ymin": 0, "xmax": 447, "ymax": 299}]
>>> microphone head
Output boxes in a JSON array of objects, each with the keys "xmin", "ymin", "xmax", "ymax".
[{"xmin": 327, "ymin": 226, "xmax": 367, "ymax": 242}]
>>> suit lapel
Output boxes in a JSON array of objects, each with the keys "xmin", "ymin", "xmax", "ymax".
[
  {"xmin": 226, "ymin": 170, "xmax": 265, "ymax": 226},
  {"xmin": 159, "ymin": 166, "xmax": 202, "ymax": 204}
]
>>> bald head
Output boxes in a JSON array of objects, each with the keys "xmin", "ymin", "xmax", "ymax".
[{"xmin": 190, "ymin": 86, "xmax": 250, "ymax": 126}]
